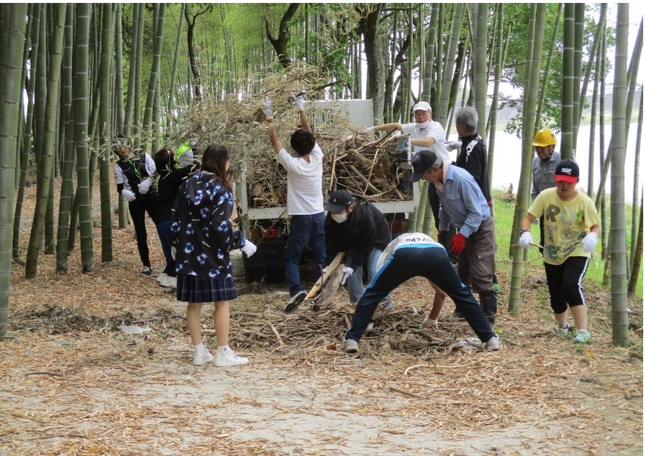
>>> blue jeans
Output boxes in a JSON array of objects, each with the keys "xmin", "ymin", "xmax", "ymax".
[
  {"xmin": 285, "ymin": 213, "xmax": 326, "ymax": 296},
  {"xmin": 347, "ymin": 248, "xmax": 392, "ymax": 305},
  {"xmin": 345, "ymin": 244, "xmax": 495, "ymax": 344},
  {"xmin": 156, "ymin": 220, "xmax": 176, "ymax": 276}
]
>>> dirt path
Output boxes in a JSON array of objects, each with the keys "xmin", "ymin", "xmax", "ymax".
[
  {"xmin": 1, "ymin": 254, "xmax": 642, "ymax": 455},
  {"xmin": 1, "ymin": 186, "xmax": 642, "ymax": 455}
]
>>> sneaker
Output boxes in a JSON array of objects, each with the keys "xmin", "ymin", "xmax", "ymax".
[
  {"xmin": 193, "ymin": 347, "xmax": 214, "ymax": 366},
  {"xmin": 213, "ymin": 348, "xmax": 249, "ymax": 367},
  {"xmin": 156, "ymin": 272, "xmax": 167, "ymax": 283},
  {"xmin": 284, "ymin": 290, "xmax": 307, "ymax": 313},
  {"xmin": 160, "ymin": 275, "xmax": 177, "ymax": 288},
  {"xmin": 573, "ymin": 330, "xmax": 591, "ymax": 344},
  {"xmin": 379, "ymin": 299, "xmax": 394, "ymax": 310},
  {"xmin": 140, "ymin": 266, "xmax": 152, "ymax": 276},
  {"xmin": 451, "ymin": 309, "xmax": 465, "ymax": 320},
  {"xmin": 486, "ymin": 335, "xmax": 500, "ymax": 351},
  {"xmin": 555, "ymin": 323, "xmax": 570, "ymax": 336},
  {"xmin": 341, "ymin": 338, "xmax": 358, "ymax": 353}
]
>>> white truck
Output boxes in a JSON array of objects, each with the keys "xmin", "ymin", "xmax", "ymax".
[{"xmin": 235, "ymin": 99, "xmax": 420, "ymax": 282}]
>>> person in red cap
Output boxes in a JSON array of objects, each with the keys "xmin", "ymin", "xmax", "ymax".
[{"xmin": 518, "ymin": 160, "xmax": 600, "ymax": 344}]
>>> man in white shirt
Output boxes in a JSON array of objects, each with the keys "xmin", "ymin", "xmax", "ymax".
[
  {"xmin": 262, "ymin": 95, "xmax": 326, "ymax": 312},
  {"xmin": 366, "ymin": 102, "xmax": 450, "ymax": 230}
]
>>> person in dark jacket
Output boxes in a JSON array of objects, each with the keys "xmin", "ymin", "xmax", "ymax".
[
  {"xmin": 112, "ymin": 135, "xmax": 158, "ymax": 275},
  {"xmin": 324, "ymin": 190, "xmax": 393, "ymax": 308},
  {"xmin": 170, "ymin": 144, "xmax": 257, "ymax": 367},
  {"xmin": 153, "ymin": 147, "xmax": 199, "ymax": 288}
]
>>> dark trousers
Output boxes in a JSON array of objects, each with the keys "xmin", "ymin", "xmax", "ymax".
[
  {"xmin": 128, "ymin": 197, "xmax": 157, "ymax": 268},
  {"xmin": 285, "ymin": 212, "xmax": 326, "ymax": 296},
  {"xmin": 345, "ymin": 244, "xmax": 496, "ymax": 343},
  {"xmin": 157, "ymin": 220, "xmax": 176, "ymax": 276},
  {"xmin": 427, "ymin": 183, "xmax": 441, "ymax": 230}
]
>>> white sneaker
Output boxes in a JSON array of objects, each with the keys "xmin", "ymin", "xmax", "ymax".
[
  {"xmin": 156, "ymin": 272, "xmax": 167, "ymax": 283},
  {"xmin": 213, "ymin": 348, "xmax": 249, "ymax": 367},
  {"xmin": 160, "ymin": 275, "xmax": 177, "ymax": 288},
  {"xmin": 341, "ymin": 338, "xmax": 359, "ymax": 353},
  {"xmin": 485, "ymin": 335, "xmax": 500, "ymax": 351},
  {"xmin": 193, "ymin": 347, "xmax": 214, "ymax": 366},
  {"xmin": 555, "ymin": 323, "xmax": 570, "ymax": 336}
]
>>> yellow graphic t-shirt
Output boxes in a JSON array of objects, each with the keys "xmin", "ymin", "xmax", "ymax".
[{"xmin": 528, "ymin": 188, "xmax": 600, "ymax": 265}]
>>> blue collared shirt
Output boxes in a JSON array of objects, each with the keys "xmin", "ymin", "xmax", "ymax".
[{"xmin": 437, "ymin": 165, "xmax": 490, "ymax": 237}]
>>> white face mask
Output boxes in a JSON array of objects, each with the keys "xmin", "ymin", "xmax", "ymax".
[
  {"xmin": 416, "ymin": 120, "xmax": 431, "ymax": 130},
  {"xmin": 331, "ymin": 212, "xmax": 348, "ymax": 223}
]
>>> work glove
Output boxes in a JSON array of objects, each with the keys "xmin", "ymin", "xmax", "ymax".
[
  {"xmin": 241, "ymin": 240, "xmax": 257, "ymax": 258},
  {"xmin": 121, "ymin": 189, "xmax": 136, "ymax": 203},
  {"xmin": 261, "ymin": 96, "xmax": 273, "ymax": 120},
  {"xmin": 291, "ymin": 93, "xmax": 305, "ymax": 110},
  {"xmin": 340, "ymin": 267, "xmax": 354, "ymax": 286},
  {"xmin": 138, "ymin": 178, "xmax": 152, "ymax": 194},
  {"xmin": 446, "ymin": 141, "xmax": 462, "ymax": 151},
  {"xmin": 581, "ymin": 232, "xmax": 598, "ymax": 253},
  {"xmin": 519, "ymin": 231, "xmax": 533, "ymax": 248},
  {"xmin": 450, "ymin": 233, "xmax": 467, "ymax": 254},
  {"xmin": 365, "ymin": 126, "xmax": 376, "ymax": 134},
  {"xmin": 421, "ymin": 317, "xmax": 438, "ymax": 329}
]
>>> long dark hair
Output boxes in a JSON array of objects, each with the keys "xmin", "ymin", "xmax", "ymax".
[{"xmin": 202, "ymin": 144, "xmax": 232, "ymax": 191}]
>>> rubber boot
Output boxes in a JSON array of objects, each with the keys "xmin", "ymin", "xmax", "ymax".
[{"xmin": 480, "ymin": 291, "xmax": 498, "ymax": 327}]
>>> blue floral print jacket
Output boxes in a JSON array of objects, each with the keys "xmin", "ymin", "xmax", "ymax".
[{"xmin": 170, "ymin": 171, "xmax": 246, "ymax": 278}]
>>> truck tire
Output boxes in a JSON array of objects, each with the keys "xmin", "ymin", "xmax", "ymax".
[{"xmin": 244, "ymin": 266, "xmax": 264, "ymax": 283}]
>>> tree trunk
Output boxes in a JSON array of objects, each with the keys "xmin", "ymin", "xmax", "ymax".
[
  {"xmin": 609, "ymin": 4, "xmax": 629, "ymax": 347},
  {"xmin": 142, "ymin": 3, "xmax": 165, "ymax": 150},
  {"xmin": 13, "ymin": 5, "xmax": 40, "ymax": 262},
  {"xmin": 73, "ymin": 3, "xmax": 94, "ymax": 273},
  {"xmin": 99, "ymin": 3, "xmax": 113, "ymax": 263},
  {"xmin": 508, "ymin": 4, "xmax": 546, "ymax": 315},
  {"xmin": 56, "ymin": 3, "xmax": 76, "ymax": 272},
  {"xmin": 26, "ymin": 4, "xmax": 67, "ymax": 278},
  {"xmin": 0, "ymin": 3, "xmax": 29, "ymax": 339},
  {"xmin": 264, "ymin": 3, "xmax": 299, "ymax": 69}
]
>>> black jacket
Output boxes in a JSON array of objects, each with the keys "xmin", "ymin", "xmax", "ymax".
[
  {"xmin": 156, "ymin": 164, "xmax": 194, "ymax": 222},
  {"xmin": 325, "ymin": 200, "xmax": 391, "ymax": 270},
  {"xmin": 455, "ymin": 133, "xmax": 492, "ymax": 203}
]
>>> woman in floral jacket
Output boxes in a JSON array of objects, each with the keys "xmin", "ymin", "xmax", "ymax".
[{"xmin": 171, "ymin": 144, "xmax": 257, "ymax": 367}]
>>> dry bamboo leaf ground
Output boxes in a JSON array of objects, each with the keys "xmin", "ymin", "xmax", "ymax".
[{"xmin": 0, "ymin": 175, "xmax": 642, "ymax": 456}]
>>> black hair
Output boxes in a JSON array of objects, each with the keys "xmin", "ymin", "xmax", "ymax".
[
  {"xmin": 290, "ymin": 129, "xmax": 316, "ymax": 156},
  {"xmin": 202, "ymin": 144, "xmax": 233, "ymax": 191},
  {"xmin": 154, "ymin": 148, "xmax": 174, "ymax": 175}
]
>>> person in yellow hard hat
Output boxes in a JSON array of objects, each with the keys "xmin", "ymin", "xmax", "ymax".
[{"xmin": 531, "ymin": 128, "xmax": 561, "ymax": 261}]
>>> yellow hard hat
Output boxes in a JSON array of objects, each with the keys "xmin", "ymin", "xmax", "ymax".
[{"xmin": 533, "ymin": 128, "xmax": 557, "ymax": 147}]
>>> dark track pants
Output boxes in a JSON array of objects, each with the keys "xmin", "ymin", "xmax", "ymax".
[
  {"xmin": 128, "ymin": 197, "xmax": 157, "ymax": 268},
  {"xmin": 345, "ymin": 244, "xmax": 496, "ymax": 344}
]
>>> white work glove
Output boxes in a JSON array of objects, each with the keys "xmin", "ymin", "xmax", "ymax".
[
  {"xmin": 121, "ymin": 189, "xmax": 136, "ymax": 203},
  {"xmin": 581, "ymin": 232, "xmax": 598, "ymax": 253},
  {"xmin": 446, "ymin": 141, "xmax": 462, "ymax": 151},
  {"xmin": 291, "ymin": 93, "xmax": 305, "ymax": 110},
  {"xmin": 261, "ymin": 96, "xmax": 273, "ymax": 120},
  {"xmin": 365, "ymin": 126, "xmax": 375, "ymax": 134},
  {"xmin": 421, "ymin": 317, "xmax": 438, "ymax": 329},
  {"xmin": 340, "ymin": 267, "xmax": 354, "ymax": 286},
  {"xmin": 241, "ymin": 240, "xmax": 257, "ymax": 258},
  {"xmin": 138, "ymin": 178, "xmax": 152, "ymax": 194},
  {"xmin": 519, "ymin": 231, "xmax": 533, "ymax": 248}
]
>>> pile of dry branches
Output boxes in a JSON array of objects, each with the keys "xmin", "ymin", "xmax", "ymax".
[{"xmin": 168, "ymin": 64, "xmax": 413, "ymax": 209}]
